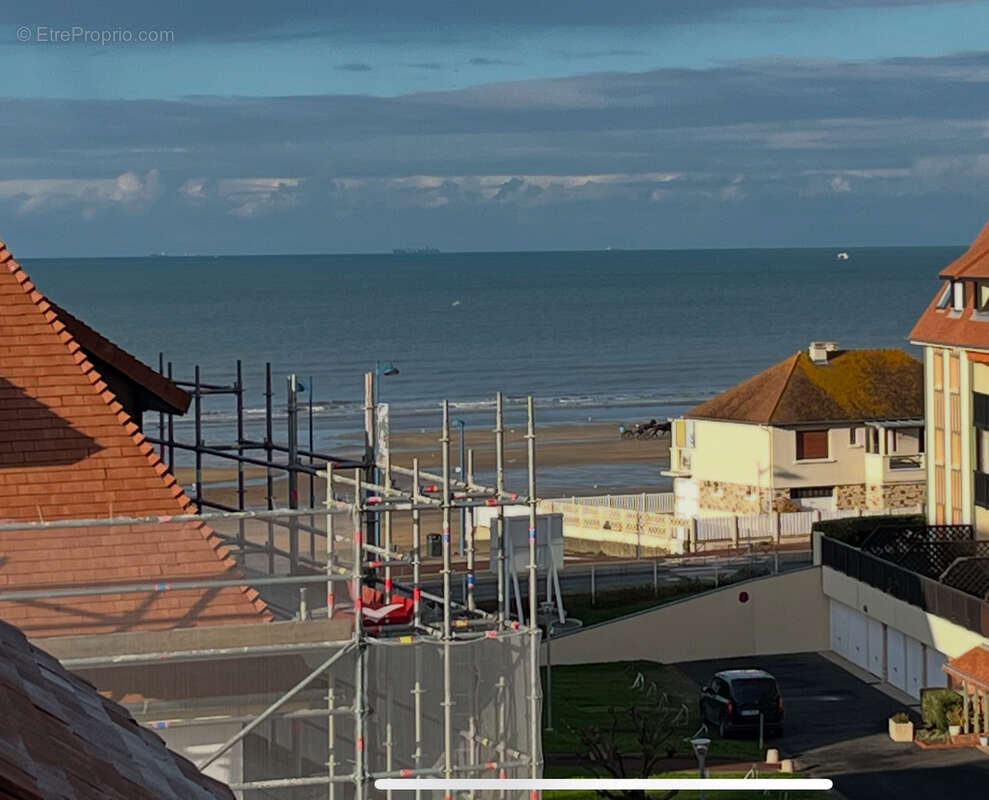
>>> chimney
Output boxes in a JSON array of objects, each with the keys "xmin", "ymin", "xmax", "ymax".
[{"xmin": 808, "ymin": 341, "xmax": 839, "ymax": 365}]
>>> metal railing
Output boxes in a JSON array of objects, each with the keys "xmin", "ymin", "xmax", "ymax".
[{"xmin": 820, "ymin": 535, "xmax": 989, "ymax": 636}]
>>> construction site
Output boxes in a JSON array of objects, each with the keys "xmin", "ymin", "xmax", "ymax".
[
  {"xmin": 3, "ymin": 368, "xmax": 545, "ymax": 799},
  {"xmin": 0, "ymin": 240, "xmax": 546, "ymax": 799}
]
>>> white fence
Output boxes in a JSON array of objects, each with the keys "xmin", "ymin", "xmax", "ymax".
[
  {"xmin": 557, "ymin": 492, "xmax": 676, "ymax": 514},
  {"xmin": 695, "ymin": 505, "xmax": 924, "ymax": 543},
  {"xmin": 543, "ymin": 494, "xmax": 923, "ymax": 554}
]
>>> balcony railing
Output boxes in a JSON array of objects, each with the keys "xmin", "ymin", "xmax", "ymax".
[
  {"xmin": 820, "ymin": 535, "xmax": 989, "ymax": 637},
  {"xmin": 888, "ymin": 454, "xmax": 924, "ymax": 471}
]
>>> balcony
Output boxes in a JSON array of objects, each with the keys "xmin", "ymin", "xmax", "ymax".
[
  {"xmin": 864, "ymin": 451, "xmax": 925, "ymax": 484},
  {"xmin": 819, "ymin": 527, "xmax": 989, "ymax": 637},
  {"xmin": 662, "ymin": 446, "xmax": 692, "ymax": 478}
]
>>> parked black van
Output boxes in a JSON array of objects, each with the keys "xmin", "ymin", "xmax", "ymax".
[{"xmin": 699, "ymin": 669, "xmax": 784, "ymax": 737}]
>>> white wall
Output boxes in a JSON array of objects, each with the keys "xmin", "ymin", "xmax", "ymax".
[{"xmin": 159, "ymin": 723, "xmax": 243, "ymax": 792}]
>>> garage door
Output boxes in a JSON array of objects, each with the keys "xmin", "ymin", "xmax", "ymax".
[
  {"xmin": 925, "ymin": 647, "xmax": 948, "ymax": 689},
  {"xmin": 848, "ymin": 608, "xmax": 869, "ymax": 671},
  {"xmin": 867, "ymin": 617, "xmax": 884, "ymax": 678},
  {"xmin": 887, "ymin": 628, "xmax": 906, "ymax": 692},
  {"xmin": 830, "ymin": 601, "xmax": 848, "ymax": 659},
  {"xmin": 905, "ymin": 636, "xmax": 924, "ymax": 699}
]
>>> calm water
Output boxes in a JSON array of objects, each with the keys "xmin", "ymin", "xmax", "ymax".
[{"xmin": 24, "ymin": 247, "xmax": 957, "ymax": 451}]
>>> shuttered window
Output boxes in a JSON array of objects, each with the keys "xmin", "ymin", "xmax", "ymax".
[{"xmin": 796, "ymin": 429, "xmax": 829, "ymax": 460}]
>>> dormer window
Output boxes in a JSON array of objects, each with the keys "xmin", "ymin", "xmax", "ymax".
[
  {"xmin": 979, "ymin": 283, "xmax": 989, "ymax": 313},
  {"xmin": 937, "ymin": 282, "xmax": 951, "ymax": 309},
  {"xmin": 953, "ymin": 280, "xmax": 965, "ymax": 311}
]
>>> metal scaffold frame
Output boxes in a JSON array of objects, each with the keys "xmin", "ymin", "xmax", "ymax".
[{"xmin": 3, "ymin": 362, "xmax": 545, "ymax": 799}]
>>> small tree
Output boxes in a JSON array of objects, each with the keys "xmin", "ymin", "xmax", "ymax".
[{"xmin": 573, "ymin": 698, "xmax": 685, "ymax": 800}]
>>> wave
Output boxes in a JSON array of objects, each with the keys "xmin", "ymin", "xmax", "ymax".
[{"xmin": 160, "ymin": 390, "xmax": 716, "ymax": 427}]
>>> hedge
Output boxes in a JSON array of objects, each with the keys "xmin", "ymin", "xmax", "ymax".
[
  {"xmin": 921, "ymin": 687, "xmax": 962, "ymax": 732},
  {"xmin": 811, "ymin": 514, "xmax": 926, "ymax": 547}
]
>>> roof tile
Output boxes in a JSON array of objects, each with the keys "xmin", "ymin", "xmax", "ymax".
[{"xmin": 0, "ymin": 237, "xmax": 271, "ymax": 636}]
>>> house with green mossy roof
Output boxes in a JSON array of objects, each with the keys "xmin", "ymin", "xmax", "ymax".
[{"xmin": 665, "ymin": 342, "xmax": 926, "ymax": 516}]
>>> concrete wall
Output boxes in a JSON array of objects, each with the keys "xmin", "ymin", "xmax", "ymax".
[
  {"xmin": 686, "ymin": 419, "xmax": 771, "ymax": 486},
  {"xmin": 545, "ymin": 567, "xmax": 830, "ymax": 665},
  {"xmin": 821, "ymin": 566, "xmax": 987, "ymax": 660}
]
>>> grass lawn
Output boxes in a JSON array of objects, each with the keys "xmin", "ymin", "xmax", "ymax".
[
  {"xmin": 561, "ymin": 580, "xmax": 715, "ymax": 627},
  {"xmin": 541, "ymin": 770, "xmax": 825, "ymax": 799},
  {"xmin": 542, "ymin": 661, "xmax": 763, "ymax": 762}
]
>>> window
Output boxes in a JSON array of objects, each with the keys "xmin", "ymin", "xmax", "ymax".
[
  {"xmin": 978, "ymin": 428, "xmax": 989, "ymax": 474},
  {"xmin": 796, "ymin": 429, "xmax": 829, "ymax": 460},
  {"xmin": 975, "ymin": 392, "xmax": 989, "ymax": 430},
  {"xmin": 848, "ymin": 427, "xmax": 865, "ymax": 446},
  {"xmin": 980, "ymin": 283, "xmax": 989, "ymax": 312},
  {"xmin": 790, "ymin": 486, "xmax": 834, "ymax": 499},
  {"xmin": 953, "ymin": 280, "xmax": 965, "ymax": 311},
  {"xmin": 936, "ymin": 282, "xmax": 951, "ymax": 309},
  {"xmin": 685, "ymin": 420, "xmax": 696, "ymax": 448}
]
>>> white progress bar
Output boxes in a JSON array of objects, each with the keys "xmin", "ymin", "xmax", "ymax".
[{"xmin": 376, "ymin": 778, "xmax": 834, "ymax": 792}]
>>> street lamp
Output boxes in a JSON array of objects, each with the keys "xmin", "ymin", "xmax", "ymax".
[
  {"xmin": 690, "ymin": 736, "xmax": 710, "ymax": 799},
  {"xmin": 453, "ymin": 418, "xmax": 467, "ymax": 554}
]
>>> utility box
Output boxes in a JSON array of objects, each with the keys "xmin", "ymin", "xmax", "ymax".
[{"xmin": 488, "ymin": 513, "xmax": 564, "ymax": 574}]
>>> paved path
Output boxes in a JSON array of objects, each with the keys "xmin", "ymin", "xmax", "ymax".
[{"xmin": 676, "ymin": 652, "xmax": 989, "ymax": 799}]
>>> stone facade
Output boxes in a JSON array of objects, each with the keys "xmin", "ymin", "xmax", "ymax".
[
  {"xmin": 835, "ymin": 483, "xmax": 867, "ymax": 510},
  {"xmin": 697, "ymin": 480, "xmax": 764, "ymax": 514},
  {"xmin": 868, "ymin": 481, "xmax": 926, "ymax": 510},
  {"xmin": 696, "ymin": 479, "xmax": 924, "ymax": 514}
]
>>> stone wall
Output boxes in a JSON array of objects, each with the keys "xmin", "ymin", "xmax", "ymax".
[
  {"xmin": 874, "ymin": 481, "xmax": 926, "ymax": 509},
  {"xmin": 835, "ymin": 483, "xmax": 867, "ymax": 509},
  {"xmin": 697, "ymin": 480, "xmax": 763, "ymax": 514}
]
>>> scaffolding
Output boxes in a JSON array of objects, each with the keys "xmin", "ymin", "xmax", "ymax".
[{"xmin": 0, "ymin": 365, "xmax": 545, "ymax": 799}]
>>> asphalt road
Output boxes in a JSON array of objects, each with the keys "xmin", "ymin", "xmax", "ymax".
[{"xmin": 676, "ymin": 652, "xmax": 989, "ymax": 799}]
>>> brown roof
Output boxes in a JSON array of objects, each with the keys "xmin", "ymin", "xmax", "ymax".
[
  {"xmin": 943, "ymin": 644, "xmax": 989, "ymax": 692},
  {"xmin": 686, "ymin": 349, "xmax": 924, "ymax": 425},
  {"xmin": 47, "ymin": 300, "xmax": 190, "ymax": 415},
  {"xmin": 911, "ymin": 221, "xmax": 989, "ymax": 350},
  {"xmin": 0, "ymin": 617, "xmax": 234, "ymax": 800},
  {"xmin": 0, "ymin": 237, "xmax": 270, "ymax": 637}
]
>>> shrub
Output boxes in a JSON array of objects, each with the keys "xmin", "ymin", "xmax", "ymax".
[
  {"xmin": 921, "ymin": 688, "xmax": 963, "ymax": 732},
  {"xmin": 811, "ymin": 514, "xmax": 926, "ymax": 547},
  {"xmin": 890, "ymin": 712, "xmax": 910, "ymax": 724},
  {"xmin": 947, "ymin": 704, "xmax": 963, "ymax": 727}
]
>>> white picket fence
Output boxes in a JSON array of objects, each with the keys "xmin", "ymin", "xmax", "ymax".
[
  {"xmin": 695, "ymin": 505, "xmax": 924, "ymax": 542},
  {"xmin": 559, "ymin": 492, "xmax": 676, "ymax": 514}
]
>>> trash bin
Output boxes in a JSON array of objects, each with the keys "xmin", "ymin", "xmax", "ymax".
[{"xmin": 427, "ymin": 533, "xmax": 443, "ymax": 558}]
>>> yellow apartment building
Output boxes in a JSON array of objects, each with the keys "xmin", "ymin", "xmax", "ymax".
[{"xmin": 910, "ymin": 220, "xmax": 989, "ymax": 536}]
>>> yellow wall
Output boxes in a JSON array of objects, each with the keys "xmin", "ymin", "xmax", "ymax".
[
  {"xmin": 771, "ymin": 426, "xmax": 865, "ymax": 488},
  {"xmin": 821, "ymin": 567, "xmax": 986, "ymax": 659},
  {"xmin": 544, "ymin": 568, "xmax": 830, "ymax": 665},
  {"xmin": 685, "ymin": 419, "xmax": 770, "ymax": 485}
]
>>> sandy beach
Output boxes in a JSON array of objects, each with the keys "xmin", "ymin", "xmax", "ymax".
[{"xmin": 171, "ymin": 421, "xmax": 671, "ymax": 554}]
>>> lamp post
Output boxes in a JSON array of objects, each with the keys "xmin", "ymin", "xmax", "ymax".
[
  {"xmin": 690, "ymin": 736, "xmax": 710, "ymax": 799},
  {"xmin": 453, "ymin": 418, "xmax": 467, "ymax": 554}
]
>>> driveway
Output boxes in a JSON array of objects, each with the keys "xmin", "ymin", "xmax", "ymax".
[{"xmin": 676, "ymin": 652, "xmax": 989, "ymax": 799}]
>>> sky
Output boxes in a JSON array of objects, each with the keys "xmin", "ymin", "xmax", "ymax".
[{"xmin": 3, "ymin": 1, "xmax": 989, "ymax": 255}]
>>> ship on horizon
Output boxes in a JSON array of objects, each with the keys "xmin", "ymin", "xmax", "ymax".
[{"xmin": 392, "ymin": 246, "xmax": 441, "ymax": 255}]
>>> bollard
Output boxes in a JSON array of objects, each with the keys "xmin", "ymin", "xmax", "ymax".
[{"xmin": 765, "ymin": 748, "xmax": 779, "ymax": 764}]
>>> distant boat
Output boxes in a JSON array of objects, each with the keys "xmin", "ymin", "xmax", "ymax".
[
  {"xmin": 836, "ymin": 251, "xmax": 850, "ymax": 261},
  {"xmin": 393, "ymin": 247, "xmax": 440, "ymax": 255},
  {"xmin": 451, "ymin": 300, "xmax": 461, "ymax": 307}
]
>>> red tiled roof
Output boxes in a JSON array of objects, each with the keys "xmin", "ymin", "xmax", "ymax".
[
  {"xmin": 47, "ymin": 300, "xmax": 190, "ymax": 415},
  {"xmin": 938, "ymin": 219, "xmax": 989, "ymax": 280},
  {"xmin": 686, "ymin": 348, "xmax": 923, "ymax": 425},
  {"xmin": 911, "ymin": 223, "xmax": 989, "ymax": 350},
  {"xmin": 0, "ymin": 617, "xmax": 234, "ymax": 799},
  {"xmin": 943, "ymin": 644, "xmax": 989, "ymax": 692},
  {"xmin": 0, "ymin": 237, "xmax": 270, "ymax": 637}
]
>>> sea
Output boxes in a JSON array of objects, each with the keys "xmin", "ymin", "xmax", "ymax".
[{"xmin": 24, "ymin": 247, "xmax": 959, "ymax": 493}]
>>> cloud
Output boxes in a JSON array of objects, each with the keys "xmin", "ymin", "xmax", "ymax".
[
  {"xmin": 0, "ymin": 170, "xmax": 161, "ymax": 215},
  {"xmin": 468, "ymin": 57, "xmax": 518, "ymax": 66},
  {"xmin": 7, "ymin": 48, "xmax": 989, "ymax": 252}
]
